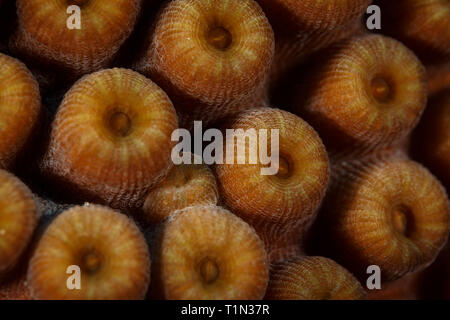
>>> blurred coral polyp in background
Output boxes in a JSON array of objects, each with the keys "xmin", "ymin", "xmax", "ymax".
[{"xmin": 0, "ymin": 0, "xmax": 449, "ymax": 300}]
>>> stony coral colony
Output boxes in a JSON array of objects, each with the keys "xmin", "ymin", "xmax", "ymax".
[{"xmin": 0, "ymin": 0, "xmax": 448, "ymax": 301}]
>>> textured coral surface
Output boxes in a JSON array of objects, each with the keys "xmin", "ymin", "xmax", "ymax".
[{"xmin": 0, "ymin": 0, "xmax": 448, "ymax": 300}]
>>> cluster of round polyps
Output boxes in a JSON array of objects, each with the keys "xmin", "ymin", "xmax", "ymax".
[
  {"xmin": 11, "ymin": 0, "xmax": 142, "ymax": 75},
  {"xmin": 151, "ymin": 206, "xmax": 269, "ymax": 300},
  {"xmin": 294, "ymin": 34, "xmax": 427, "ymax": 159},
  {"xmin": 0, "ymin": 53, "xmax": 41, "ymax": 169},
  {"xmin": 135, "ymin": 0, "xmax": 274, "ymax": 128},
  {"xmin": 413, "ymin": 91, "xmax": 450, "ymax": 190},
  {"xmin": 265, "ymin": 256, "xmax": 366, "ymax": 300},
  {"xmin": 0, "ymin": 0, "xmax": 448, "ymax": 302},
  {"xmin": 256, "ymin": 0, "xmax": 370, "ymax": 87},
  {"xmin": 376, "ymin": 0, "xmax": 450, "ymax": 63},
  {"xmin": 27, "ymin": 205, "xmax": 150, "ymax": 300},
  {"xmin": 143, "ymin": 159, "xmax": 219, "ymax": 224},
  {"xmin": 0, "ymin": 170, "xmax": 38, "ymax": 279},
  {"xmin": 215, "ymin": 108, "xmax": 329, "ymax": 262},
  {"xmin": 41, "ymin": 68, "xmax": 178, "ymax": 209},
  {"xmin": 316, "ymin": 158, "xmax": 449, "ymax": 282}
]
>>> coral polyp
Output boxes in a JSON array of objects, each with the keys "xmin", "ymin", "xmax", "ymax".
[
  {"xmin": 256, "ymin": 0, "xmax": 370, "ymax": 87},
  {"xmin": 41, "ymin": 68, "xmax": 178, "ymax": 209},
  {"xmin": 257, "ymin": 0, "xmax": 370, "ymax": 32},
  {"xmin": 151, "ymin": 206, "xmax": 269, "ymax": 300},
  {"xmin": 318, "ymin": 158, "xmax": 450, "ymax": 281},
  {"xmin": 135, "ymin": 0, "xmax": 274, "ymax": 127},
  {"xmin": 27, "ymin": 205, "xmax": 150, "ymax": 300},
  {"xmin": 215, "ymin": 108, "xmax": 329, "ymax": 261},
  {"xmin": 0, "ymin": 170, "xmax": 38, "ymax": 278},
  {"xmin": 12, "ymin": 0, "xmax": 142, "ymax": 75},
  {"xmin": 265, "ymin": 256, "xmax": 367, "ymax": 300},
  {"xmin": 294, "ymin": 35, "xmax": 427, "ymax": 157},
  {"xmin": 0, "ymin": 53, "xmax": 41, "ymax": 169},
  {"xmin": 376, "ymin": 0, "xmax": 450, "ymax": 63},
  {"xmin": 143, "ymin": 158, "xmax": 219, "ymax": 224}
]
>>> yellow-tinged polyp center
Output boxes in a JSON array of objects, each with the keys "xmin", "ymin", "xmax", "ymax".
[
  {"xmin": 108, "ymin": 111, "xmax": 132, "ymax": 137},
  {"xmin": 371, "ymin": 76, "xmax": 393, "ymax": 103},
  {"xmin": 169, "ymin": 166, "xmax": 192, "ymax": 188},
  {"xmin": 277, "ymin": 156, "xmax": 291, "ymax": 178},
  {"xmin": 176, "ymin": 171, "xmax": 191, "ymax": 188},
  {"xmin": 263, "ymin": 154, "xmax": 292, "ymax": 179},
  {"xmin": 392, "ymin": 205, "xmax": 413, "ymax": 237},
  {"xmin": 81, "ymin": 251, "xmax": 102, "ymax": 273},
  {"xmin": 206, "ymin": 26, "xmax": 232, "ymax": 51},
  {"xmin": 199, "ymin": 257, "xmax": 220, "ymax": 284}
]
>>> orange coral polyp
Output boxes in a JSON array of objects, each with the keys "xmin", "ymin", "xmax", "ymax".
[
  {"xmin": 0, "ymin": 170, "xmax": 38, "ymax": 277},
  {"xmin": 215, "ymin": 108, "xmax": 329, "ymax": 261},
  {"xmin": 143, "ymin": 160, "xmax": 219, "ymax": 224},
  {"xmin": 13, "ymin": 0, "xmax": 141, "ymax": 75},
  {"xmin": 257, "ymin": 0, "xmax": 370, "ymax": 32},
  {"xmin": 295, "ymin": 35, "xmax": 427, "ymax": 156},
  {"xmin": 0, "ymin": 54, "xmax": 41, "ymax": 169},
  {"xmin": 42, "ymin": 68, "xmax": 178, "ymax": 209},
  {"xmin": 27, "ymin": 205, "xmax": 150, "ymax": 300},
  {"xmin": 256, "ymin": 0, "xmax": 370, "ymax": 90},
  {"xmin": 377, "ymin": 0, "xmax": 450, "ymax": 62},
  {"xmin": 135, "ymin": 0, "xmax": 274, "ymax": 128},
  {"xmin": 322, "ymin": 159, "xmax": 450, "ymax": 281},
  {"xmin": 138, "ymin": 0, "xmax": 274, "ymax": 104},
  {"xmin": 152, "ymin": 206, "xmax": 269, "ymax": 300},
  {"xmin": 216, "ymin": 108, "xmax": 329, "ymax": 226},
  {"xmin": 265, "ymin": 257, "xmax": 367, "ymax": 300}
]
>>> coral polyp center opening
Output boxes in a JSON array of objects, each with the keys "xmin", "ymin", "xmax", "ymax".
[
  {"xmin": 371, "ymin": 76, "xmax": 393, "ymax": 103},
  {"xmin": 108, "ymin": 111, "xmax": 132, "ymax": 137},
  {"xmin": 176, "ymin": 172, "xmax": 191, "ymax": 188},
  {"xmin": 206, "ymin": 26, "xmax": 232, "ymax": 51},
  {"xmin": 67, "ymin": 0, "xmax": 89, "ymax": 7},
  {"xmin": 199, "ymin": 257, "xmax": 220, "ymax": 284},
  {"xmin": 80, "ymin": 251, "xmax": 102, "ymax": 273},
  {"xmin": 276, "ymin": 156, "xmax": 291, "ymax": 178},
  {"xmin": 392, "ymin": 205, "xmax": 413, "ymax": 237}
]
